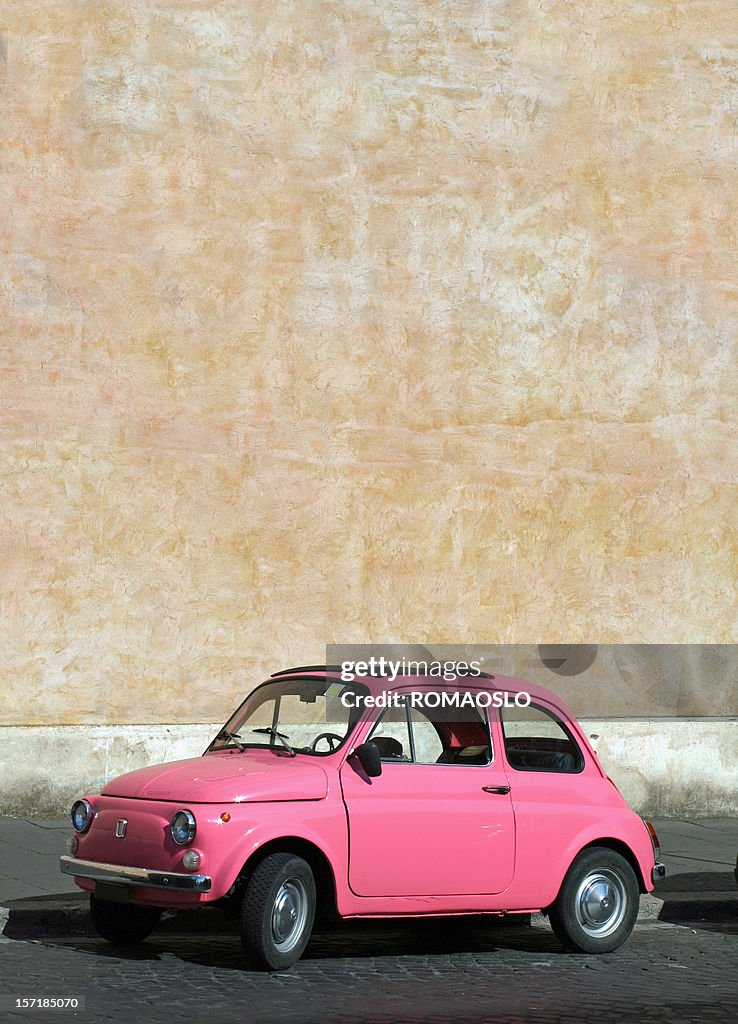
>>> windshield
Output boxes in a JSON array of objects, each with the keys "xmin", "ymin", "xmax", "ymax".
[{"xmin": 208, "ymin": 677, "xmax": 370, "ymax": 756}]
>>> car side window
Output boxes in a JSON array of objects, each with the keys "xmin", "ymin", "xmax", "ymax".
[
  {"xmin": 367, "ymin": 700, "xmax": 412, "ymax": 761},
  {"xmin": 409, "ymin": 702, "xmax": 492, "ymax": 765},
  {"xmin": 500, "ymin": 703, "xmax": 584, "ymax": 773},
  {"xmin": 408, "ymin": 707, "xmax": 445, "ymax": 763},
  {"xmin": 368, "ymin": 696, "xmax": 492, "ymax": 766}
]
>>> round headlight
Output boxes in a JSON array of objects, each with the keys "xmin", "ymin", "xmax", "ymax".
[
  {"xmin": 71, "ymin": 799, "xmax": 93, "ymax": 833},
  {"xmin": 171, "ymin": 810, "xmax": 196, "ymax": 846}
]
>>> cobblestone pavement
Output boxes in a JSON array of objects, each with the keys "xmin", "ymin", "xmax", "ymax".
[{"xmin": 0, "ymin": 913, "xmax": 736, "ymax": 1024}]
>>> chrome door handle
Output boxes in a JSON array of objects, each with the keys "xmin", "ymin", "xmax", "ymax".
[{"xmin": 482, "ymin": 785, "xmax": 511, "ymax": 795}]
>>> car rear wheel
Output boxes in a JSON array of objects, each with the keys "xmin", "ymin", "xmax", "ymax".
[
  {"xmin": 89, "ymin": 895, "xmax": 162, "ymax": 944},
  {"xmin": 240, "ymin": 853, "xmax": 316, "ymax": 970},
  {"xmin": 548, "ymin": 847, "xmax": 639, "ymax": 953}
]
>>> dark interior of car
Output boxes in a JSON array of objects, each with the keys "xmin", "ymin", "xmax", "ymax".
[{"xmin": 504, "ymin": 736, "xmax": 581, "ymax": 772}]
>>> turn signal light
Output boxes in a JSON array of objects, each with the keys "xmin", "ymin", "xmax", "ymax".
[
  {"xmin": 220, "ymin": 812, "xmax": 231, "ymax": 822},
  {"xmin": 182, "ymin": 850, "xmax": 201, "ymax": 871}
]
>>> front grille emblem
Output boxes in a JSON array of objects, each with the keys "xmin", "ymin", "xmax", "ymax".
[{"xmin": 115, "ymin": 819, "xmax": 127, "ymax": 839}]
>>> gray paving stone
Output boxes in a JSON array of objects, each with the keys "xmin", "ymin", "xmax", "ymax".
[{"xmin": 0, "ymin": 918, "xmax": 735, "ymax": 1023}]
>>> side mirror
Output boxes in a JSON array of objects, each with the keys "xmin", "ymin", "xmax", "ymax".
[{"xmin": 352, "ymin": 741, "xmax": 382, "ymax": 778}]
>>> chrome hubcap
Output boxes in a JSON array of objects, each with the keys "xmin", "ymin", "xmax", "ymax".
[
  {"xmin": 574, "ymin": 869, "xmax": 627, "ymax": 938},
  {"xmin": 271, "ymin": 878, "xmax": 308, "ymax": 953}
]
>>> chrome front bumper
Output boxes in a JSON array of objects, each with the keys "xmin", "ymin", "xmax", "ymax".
[
  {"xmin": 60, "ymin": 855, "xmax": 212, "ymax": 893},
  {"xmin": 652, "ymin": 862, "xmax": 666, "ymax": 882}
]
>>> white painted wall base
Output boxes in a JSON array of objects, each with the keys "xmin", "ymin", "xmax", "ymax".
[
  {"xmin": 583, "ymin": 718, "xmax": 738, "ymax": 817},
  {"xmin": 0, "ymin": 725, "xmax": 217, "ymax": 818},
  {"xmin": 1, "ymin": 720, "xmax": 736, "ymax": 817}
]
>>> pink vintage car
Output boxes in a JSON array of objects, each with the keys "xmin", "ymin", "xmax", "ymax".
[{"xmin": 61, "ymin": 666, "xmax": 665, "ymax": 969}]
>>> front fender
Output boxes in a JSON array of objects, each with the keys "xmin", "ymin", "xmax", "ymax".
[{"xmin": 202, "ymin": 798, "xmax": 348, "ymax": 903}]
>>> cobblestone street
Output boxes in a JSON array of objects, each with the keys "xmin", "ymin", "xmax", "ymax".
[{"xmin": 1, "ymin": 913, "xmax": 736, "ymax": 1024}]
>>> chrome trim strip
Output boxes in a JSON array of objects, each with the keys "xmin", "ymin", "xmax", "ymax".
[{"xmin": 60, "ymin": 855, "xmax": 211, "ymax": 893}]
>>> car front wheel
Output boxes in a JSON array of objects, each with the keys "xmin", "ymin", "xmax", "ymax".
[
  {"xmin": 548, "ymin": 847, "xmax": 639, "ymax": 953},
  {"xmin": 240, "ymin": 853, "xmax": 316, "ymax": 970},
  {"xmin": 89, "ymin": 895, "xmax": 162, "ymax": 944}
]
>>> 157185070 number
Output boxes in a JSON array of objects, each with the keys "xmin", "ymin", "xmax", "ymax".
[{"xmin": 0, "ymin": 997, "xmax": 84, "ymax": 1011}]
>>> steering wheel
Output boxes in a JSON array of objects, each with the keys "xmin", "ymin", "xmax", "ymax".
[{"xmin": 311, "ymin": 732, "xmax": 343, "ymax": 752}]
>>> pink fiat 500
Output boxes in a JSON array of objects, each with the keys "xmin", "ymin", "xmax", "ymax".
[{"xmin": 61, "ymin": 666, "xmax": 665, "ymax": 970}]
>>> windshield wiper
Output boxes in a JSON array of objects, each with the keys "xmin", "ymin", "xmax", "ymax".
[
  {"xmin": 252, "ymin": 727, "xmax": 296, "ymax": 757},
  {"xmin": 217, "ymin": 729, "xmax": 246, "ymax": 751}
]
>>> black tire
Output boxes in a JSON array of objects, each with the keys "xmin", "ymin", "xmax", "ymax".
[
  {"xmin": 548, "ymin": 847, "xmax": 639, "ymax": 953},
  {"xmin": 89, "ymin": 895, "xmax": 162, "ymax": 944},
  {"xmin": 240, "ymin": 853, "xmax": 316, "ymax": 970}
]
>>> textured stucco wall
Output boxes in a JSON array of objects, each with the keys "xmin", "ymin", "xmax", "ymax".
[
  {"xmin": 1, "ymin": 2, "xmax": 737, "ymax": 732},
  {"xmin": 514, "ymin": 645, "xmax": 738, "ymax": 718}
]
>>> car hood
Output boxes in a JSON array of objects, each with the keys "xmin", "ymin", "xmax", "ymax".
[{"xmin": 101, "ymin": 751, "xmax": 329, "ymax": 803}]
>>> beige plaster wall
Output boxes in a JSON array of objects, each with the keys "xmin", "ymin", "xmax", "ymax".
[
  {"xmin": 1, "ymin": 2, "xmax": 736, "ymax": 729},
  {"xmin": 438, "ymin": 644, "xmax": 738, "ymax": 717}
]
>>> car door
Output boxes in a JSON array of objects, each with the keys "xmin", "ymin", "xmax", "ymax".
[{"xmin": 339, "ymin": 693, "xmax": 515, "ymax": 898}]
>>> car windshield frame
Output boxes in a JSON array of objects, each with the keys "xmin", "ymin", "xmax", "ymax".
[{"xmin": 206, "ymin": 676, "xmax": 371, "ymax": 757}]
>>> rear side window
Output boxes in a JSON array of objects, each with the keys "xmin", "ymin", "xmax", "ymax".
[{"xmin": 500, "ymin": 703, "xmax": 584, "ymax": 773}]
